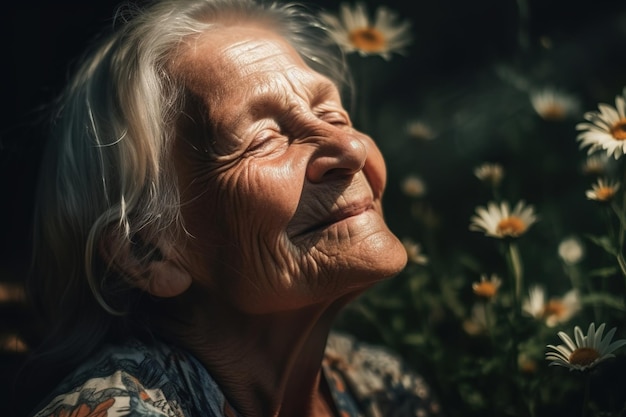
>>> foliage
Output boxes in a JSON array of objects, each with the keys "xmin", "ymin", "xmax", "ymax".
[{"xmin": 328, "ymin": 1, "xmax": 626, "ymax": 416}]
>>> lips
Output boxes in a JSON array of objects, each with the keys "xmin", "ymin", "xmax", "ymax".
[{"xmin": 293, "ymin": 197, "xmax": 375, "ymax": 237}]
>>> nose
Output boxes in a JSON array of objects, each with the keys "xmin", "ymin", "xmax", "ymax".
[{"xmin": 306, "ymin": 128, "xmax": 368, "ymax": 183}]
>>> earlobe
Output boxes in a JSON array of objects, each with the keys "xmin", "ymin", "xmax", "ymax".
[
  {"xmin": 144, "ymin": 256, "xmax": 192, "ymax": 297},
  {"xmin": 99, "ymin": 230, "xmax": 192, "ymax": 298}
]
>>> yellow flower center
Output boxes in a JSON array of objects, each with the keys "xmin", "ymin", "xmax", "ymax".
[
  {"xmin": 569, "ymin": 347, "xmax": 600, "ymax": 367},
  {"xmin": 543, "ymin": 300, "xmax": 565, "ymax": 318},
  {"xmin": 519, "ymin": 357, "xmax": 538, "ymax": 374},
  {"xmin": 349, "ymin": 27, "xmax": 386, "ymax": 52},
  {"xmin": 473, "ymin": 282, "xmax": 498, "ymax": 298},
  {"xmin": 596, "ymin": 186, "xmax": 616, "ymax": 201},
  {"xmin": 582, "ymin": 163, "xmax": 605, "ymax": 176},
  {"xmin": 541, "ymin": 105, "xmax": 566, "ymax": 121},
  {"xmin": 610, "ymin": 119, "xmax": 626, "ymax": 140},
  {"xmin": 496, "ymin": 216, "xmax": 526, "ymax": 237}
]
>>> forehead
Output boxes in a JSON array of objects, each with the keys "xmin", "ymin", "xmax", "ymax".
[{"xmin": 171, "ymin": 24, "xmax": 317, "ymax": 100}]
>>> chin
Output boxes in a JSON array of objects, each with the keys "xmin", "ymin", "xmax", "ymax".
[
  {"xmin": 386, "ymin": 250, "xmax": 409, "ymax": 278},
  {"xmin": 341, "ymin": 231, "xmax": 409, "ymax": 286},
  {"xmin": 369, "ymin": 234, "xmax": 409, "ymax": 279}
]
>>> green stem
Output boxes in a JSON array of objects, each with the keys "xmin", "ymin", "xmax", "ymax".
[
  {"xmin": 508, "ymin": 241, "xmax": 524, "ymax": 311},
  {"xmin": 615, "ymin": 163, "xmax": 626, "ymax": 283},
  {"xmin": 505, "ymin": 240, "xmax": 524, "ymax": 375},
  {"xmin": 581, "ymin": 372, "xmax": 590, "ymax": 417},
  {"xmin": 564, "ymin": 264, "xmax": 583, "ymax": 293},
  {"xmin": 604, "ymin": 205, "xmax": 618, "ymax": 247},
  {"xmin": 566, "ymin": 263, "xmax": 600, "ymax": 322},
  {"xmin": 483, "ymin": 301, "xmax": 495, "ymax": 346},
  {"xmin": 612, "ymin": 205, "xmax": 626, "ymax": 229},
  {"xmin": 492, "ymin": 185, "xmax": 501, "ymax": 203}
]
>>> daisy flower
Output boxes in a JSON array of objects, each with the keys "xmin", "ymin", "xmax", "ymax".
[
  {"xmin": 543, "ymin": 290, "xmax": 581, "ymax": 328},
  {"xmin": 402, "ymin": 238, "xmax": 428, "ymax": 265},
  {"xmin": 401, "ymin": 175, "xmax": 427, "ymax": 198},
  {"xmin": 518, "ymin": 352, "xmax": 539, "ymax": 374},
  {"xmin": 546, "ymin": 322, "xmax": 626, "ymax": 371},
  {"xmin": 469, "ymin": 200, "xmax": 538, "ymax": 239},
  {"xmin": 474, "ymin": 163, "xmax": 504, "ymax": 188},
  {"xmin": 585, "ymin": 178, "xmax": 620, "ymax": 202},
  {"xmin": 319, "ymin": 3, "xmax": 412, "ymax": 60},
  {"xmin": 522, "ymin": 285, "xmax": 581, "ymax": 327},
  {"xmin": 557, "ymin": 236, "xmax": 585, "ymax": 265},
  {"xmin": 577, "ymin": 87, "xmax": 626, "ymax": 159},
  {"xmin": 530, "ymin": 87, "xmax": 580, "ymax": 121},
  {"xmin": 581, "ymin": 152, "xmax": 611, "ymax": 177},
  {"xmin": 472, "ymin": 274, "xmax": 502, "ymax": 299},
  {"xmin": 406, "ymin": 120, "xmax": 436, "ymax": 141},
  {"xmin": 463, "ymin": 303, "xmax": 489, "ymax": 336},
  {"xmin": 522, "ymin": 285, "xmax": 546, "ymax": 319}
]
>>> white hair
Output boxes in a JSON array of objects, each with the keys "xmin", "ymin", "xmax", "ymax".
[{"xmin": 26, "ymin": 0, "xmax": 349, "ymax": 383}]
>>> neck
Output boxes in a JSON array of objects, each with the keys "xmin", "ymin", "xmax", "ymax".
[{"xmin": 154, "ymin": 287, "xmax": 355, "ymax": 417}]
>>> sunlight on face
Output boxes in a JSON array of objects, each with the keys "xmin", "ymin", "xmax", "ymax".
[{"xmin": 170, "ymin": 24, "xmax": 407, "ymax": 313}]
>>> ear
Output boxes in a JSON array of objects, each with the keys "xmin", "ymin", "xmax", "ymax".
[{"xmin": 99, "ymin": 231, "xmax": 192, "ymax": 298}]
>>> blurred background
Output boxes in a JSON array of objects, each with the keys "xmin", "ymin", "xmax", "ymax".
[{"xmin": 2, "ymin": 0, "xmax": 626, "ymax": 416}]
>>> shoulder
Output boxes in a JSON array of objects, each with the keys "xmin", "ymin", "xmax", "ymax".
[
  {"xmin": 29, "ymin": 338, "xmax": 228, "ymax": 417},
  {"xmin": 324, "ymin": 331, "xmax": 444, "ymax": 417}
]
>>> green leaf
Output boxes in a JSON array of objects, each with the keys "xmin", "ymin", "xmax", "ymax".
[
  {"xmin": 581, "ymin": 293, "xmax": 626, "ymax": 311},
  {"xmin": 584, "ymin": 234, "xmax": 618, "ymax": 256},
  {"xmin": 587, "ymin": 266, "xmax": 619, "ymax": 278},
  {"xmin": 403, "ymin": 333, "xmax": 427, "ymax": 347}
]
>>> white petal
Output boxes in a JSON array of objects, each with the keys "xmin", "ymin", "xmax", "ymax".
[
  {"xmin": 558, "ymin": 332, "xmax": 577, "ymax": 351},
  {"xmin": 587, "ymin": 323, "xmax": 597, "ymax": 347},
  {"xmin": 615, "ymin": 95, "xmax": 626, "ymax": 119},
  {"xmin": 574, "ymin": 326, "xmax": 585, "ymax": 347},
  {"xmin": 547, "ymin": 344, "xmax": 572, "ymax": 360},
  {"xmin": 605, "ymin": 340, "xmax": 626, "ymax": 355}
]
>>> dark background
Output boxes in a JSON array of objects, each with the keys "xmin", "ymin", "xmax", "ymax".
[
  {"xmin": 2, "ymin": 0, "xmax": 626, "ymax": 416},
  {"xmin": 4, "ymin": 0, "xmax": 625, "ymax": 289}
]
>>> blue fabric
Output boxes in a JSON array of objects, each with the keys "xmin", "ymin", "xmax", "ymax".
[{"xmin": 30, "ymin": 332, "xmax": 442, "ymax": 417}]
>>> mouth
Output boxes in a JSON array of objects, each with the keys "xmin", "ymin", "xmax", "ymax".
[{"xmin": 295, "ymin": 199, "xmax": 375, "ymax": 237}]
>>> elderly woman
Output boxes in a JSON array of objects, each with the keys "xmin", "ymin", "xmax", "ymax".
[{"xmin": 22, "ymin": 0, "xmax": 442, "ymax": 416}]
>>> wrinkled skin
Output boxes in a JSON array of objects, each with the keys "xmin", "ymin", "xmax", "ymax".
[
  {"xmin": 170, "ymin": 25, "xmax": 407, "ymax": 313},
  {"xmin": 152, "ymin": 23, "xmax": 408, "ymax": 417}
]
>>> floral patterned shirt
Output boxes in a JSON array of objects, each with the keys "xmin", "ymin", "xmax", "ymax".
[{"xmin": 30, "ymin": 332, "xmax": 443, "ymax": 417}]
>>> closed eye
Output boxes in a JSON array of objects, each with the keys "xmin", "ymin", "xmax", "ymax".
[
  {"xmin": 318, "ymin": 111, "xmax": 350, "ymax": 127},
  {"xmin": 245, "ymin": 120, "xmax": 285, "ymax": 154}
]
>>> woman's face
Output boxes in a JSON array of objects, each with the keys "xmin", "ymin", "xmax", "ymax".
[{"xmin": 171, "ymin": 24, "xmax": 407, "ymax": 313}]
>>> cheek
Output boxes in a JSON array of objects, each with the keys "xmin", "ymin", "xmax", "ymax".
[
  {"xmin": 362, "ymin": 138, "xmax": 387, "ymax": 199},
  {"xmin": 218, "ymin": 160, "xmax": 304, "ymax": 244}
]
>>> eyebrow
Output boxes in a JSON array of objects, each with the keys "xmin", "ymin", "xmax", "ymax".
[
  {"xmin": 309, "ymin": 81, "xmax": 340, "ymax": 107},
  {"xmin": 246, "ymin": 80, "xmax": 339, "ymax": 120}
]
